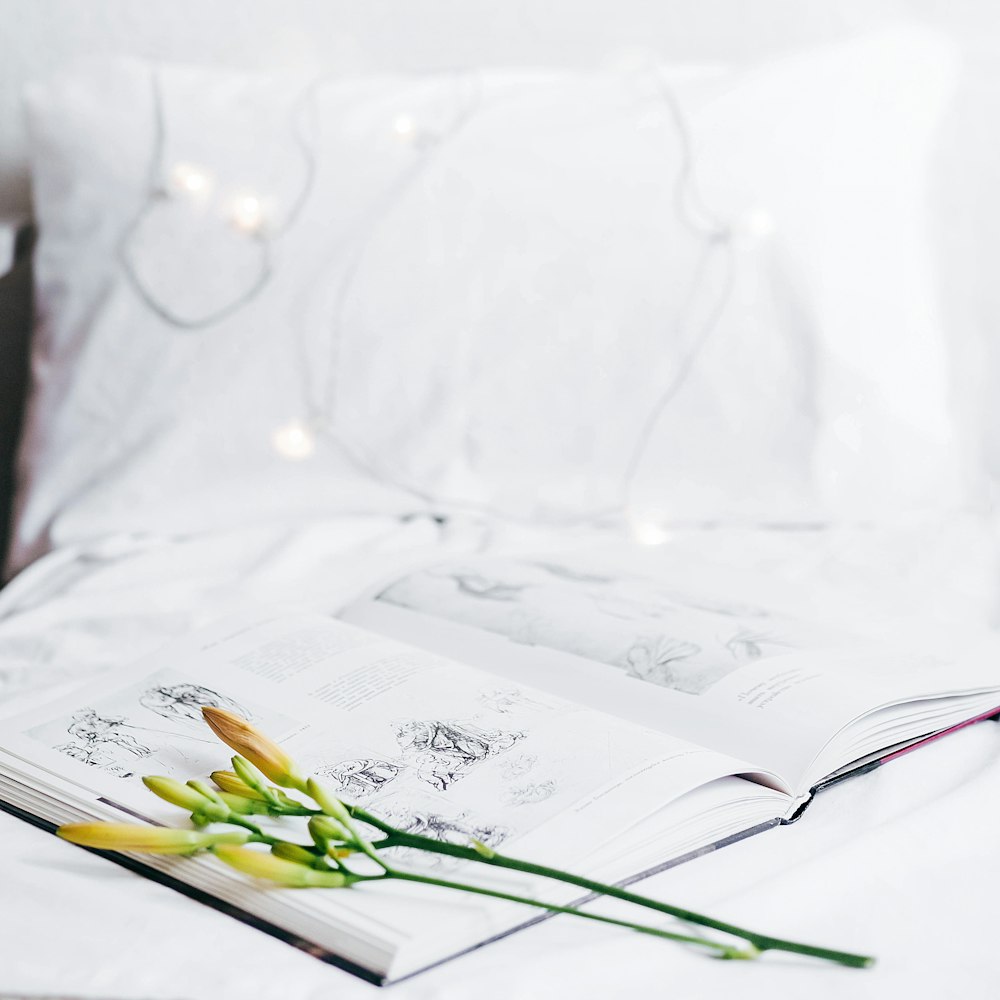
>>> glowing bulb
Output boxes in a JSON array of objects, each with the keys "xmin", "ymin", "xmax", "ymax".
[
  {"xmin": 231, "ymin": 193, "xmax": 265, "ymax": 234},
  {"xmin": 272, "ymin": 421, "xmax": 316, "ymax": 460},
  {"xmin": 393, "ymin": 114, "xmax": 417, "ymax": 141},
  {"xmin": 169, "ymin": 162, "xmax": 213, "ymax": 198}
]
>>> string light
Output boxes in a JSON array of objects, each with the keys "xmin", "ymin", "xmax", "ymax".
[
  {"xmin": 392, "ymin": 114, "xmax": 417, "ymax": 141},
  {"xmin": 271, "ymin": 420, "xmax": 316, "ymax": 460},
  {"xmin": 122, "ymin": 69, "xmax": 733, "ymax": 534},
  {"xmin": 230, "ymin": 192, "xmax": 265, "ymax": 234},
  {"xmin": 169, "ymin": 162, "xmax": 213, "ymax": 199}
]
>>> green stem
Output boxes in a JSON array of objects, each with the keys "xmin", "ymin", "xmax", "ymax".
[
  {"xmin": 384, "ymin": 868, "xmax": 756, "ymax": 960},
  {"xmin": 226, "ymin": 814, "xmax": 267, "ymax": 838},
  {"xmin": 350, "ymin": 808, "xmax": 872, "ymax": 969},
  {"xmin": 247, "ymin": 832, "xmax": 281, "ymax": 847}
]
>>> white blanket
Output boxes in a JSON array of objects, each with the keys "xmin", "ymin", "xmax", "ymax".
[{"xmin": 1, "ymin": 513, "xmax": 997, "ymax": 998}]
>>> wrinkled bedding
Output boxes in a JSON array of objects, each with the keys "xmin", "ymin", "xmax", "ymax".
[{"xmin": 1, "ymin": 512, "xmax": 997, "ymax": 999}]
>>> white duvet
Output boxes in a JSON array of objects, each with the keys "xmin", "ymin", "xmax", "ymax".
[{"xmin": 1, "ymin": 512, "xmax": 998, "ymax": 999}]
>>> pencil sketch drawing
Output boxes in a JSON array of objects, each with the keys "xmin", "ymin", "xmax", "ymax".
[
  {"xmin": 395, "ymin": 719, "xmax": 525, "ymax": 790},
  {"xmin": 377, "ymin": 557, "xmax": 846, "ymax": 696},
  {"xmin": 384, "ymin": 807, "xmax": 511, "ymax": 849},
  {"xmin": 315, "ymin": 758, "xmax": 403, "ymax": 799},
  {"xmin": 52, "ymin": 708, "xmax": 154, "ymax": 776},
  {"xmin": 478, "ymin": 688, "xmax": 550, "ymax": 715},
  {"xmin": 138, "ymin": 683, "xmax": 249, "ymax": 725},
  {"xmin": 504, "ymin": 779, "xmax": 557, "ymax": 806},
  {"xmin": 29, "ymin": 668, "xmax": 298, "ymax": 781},
  {"xmin": 502, "ymin": 753, "xmax": 538, "ymax": 779},
  {"xmin": 53, "ymin": 741, "xmax": 135, "ymax": 778}
]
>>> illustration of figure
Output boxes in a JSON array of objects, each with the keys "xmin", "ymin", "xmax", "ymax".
[
  {"xmin": 505, "ymin": 780, "xmax": 556, "ymax": 806},
  {"xmin": 479, "ymin": 688, "xmax": 549, "ymax": 715},
  {"xmin": 377, "ymin": 556, "xmax": 836, "ymax": 698},
  {"xmin": 386, "ymin": 809, "xmax": 510, "ymax": 849},
  {"xmin": 501, "ymin": 754, "xmax": 538, "ymax": 779},
  {"xmin": 67, "ymin": 708, "xmax": 152, "ymax": 757},
  {"xmin": 623, "ymin": 637, "xmax": 701, "ymax": 688},
  {"xmin": 54, "ymin": 741, "xmax": 138, "ymax": 779},
  {"xmin": 395, "ymin": 719, "xmax": 524, "ymax": 790},
  {"xmin": 726, "ymin": 628, "xmax": 789, "ymax": 661},
  {"xmin": 414, "ymin": 761, "xmax": 462, "ymax": 792},
  {"xmin": 316, "ymin": 758, "xmax": 402, "ymax": 799},
  {"xmin": 139, "ymin": 684, "xmax": 248, "ymax": 725}
]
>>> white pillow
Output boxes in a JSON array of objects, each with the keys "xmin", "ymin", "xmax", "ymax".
[{"xmin": 8, "ymin": 28, "xmax": 965, "ymax": 576}]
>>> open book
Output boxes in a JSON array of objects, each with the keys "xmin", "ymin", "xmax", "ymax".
[{"xmin": 1, "ymin": 551, "xmax": 998, "ymax": 983}]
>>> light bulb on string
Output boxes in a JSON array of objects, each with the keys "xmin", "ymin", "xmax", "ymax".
[
  {"xmin": 272, "ymin": 420, "xmax": 316, "ymax": 461},
  {"xmin": 169, "ymin": 162, "xmax": 214, "ymax": 200},
  {"xmin": 393, "ymin": 114, "xmax": 417, "ymax": 142},
  {"xmin": 230, "ymin": 192, "xmax": 266, "ymax": 235}
]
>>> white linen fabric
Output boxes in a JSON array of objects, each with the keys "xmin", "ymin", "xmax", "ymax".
[
  {"xmin": 8, "ymin": 27, "xmax": 971, "ymax": 578},
  {"xmin": 0, "ymin": 513, "xmax": 997, "ymax": 997}
]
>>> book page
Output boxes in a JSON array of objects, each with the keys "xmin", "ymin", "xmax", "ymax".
[
  {"xmin": 0, "ymin": 613, "xmax": 785, "ymax": 868},
  {"xmin": 342, "ymin": 555, "xmax": 1000, "ymax": 792}
]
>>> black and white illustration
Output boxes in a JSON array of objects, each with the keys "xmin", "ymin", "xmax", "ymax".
[
  {"xmin": 478, "ymin": 687, "xmax": 551, "ymax": 716},
  {"xmin": 315, "ymin": 757, "xmax": 404, "ymax": 799},
  {"xmin": 504, "ymin": 779, "xmax": 557, "ymax": 807},
  {"xmin": 376, "ymin": 796, "xmax": 513, "ymax": 867},
  {"xmin": 378, "ymin": 558, "xmax": 845, "ymax": 695},
  {"xmin": 501, "ymin": 753, "xmax": 538, "ymax": 780},
  {"xmin": 138, "ymin": 684, "xmax": 249, "ymax": 727},
  {"xmin": 27, "ymin": 669, "xmax": 293, "ymax": 782},
  {"xmin": 394, "ymin": 718, "xmax": 525, "ymax": 791}
]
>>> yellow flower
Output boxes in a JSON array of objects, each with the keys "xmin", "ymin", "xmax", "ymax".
[
  {"xmin": 213, "ymin": 845, "xmax": 347, "ymax": 887},
  {"xmin": 143, "ymin": 776, "xmax": 207, "ymax": 811},
  {"xmin": 57, "ymin": 823, "xmax": 250, "ymax": 854},
  {"xmin": 142, "ymin": 776, "xmax": 231, "ymax": 822},
  {"xmin": 201, "ymin": 708, "xmax": 303, "ymax": 789},
  {"xmin": 211, "ymin": 770, "xmax": 266, "ymax": 800}
]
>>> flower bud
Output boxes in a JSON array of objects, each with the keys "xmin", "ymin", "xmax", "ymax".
[
  {"xmin": 218, "ymin": 792, "xmax": 272, "ymax": 815},
  {"xmin": 213, "ymin": 845, "xmax": 348, "ymax": 887},
  {"xmin": 308, "ymin": 814, "xmax": 351, "ymax": 851},
  {"xmin": 271, "ymin": 842, "xmax": 324, "ymax": 866},
  {"xmin": 211, "ymin": 770, "xmax": 266, "ymax": 801},
  {"xmin": 305, "ymin": 778, "xmax": 353, "ymax": 826},
  {"xmin": 57, "ymin": 823, "xmax": 251, "ymax": 855},
  {"xmin": 142, "ymin": 776, "xmax": 208, "ymax": 812},
  {"xmin": 202, "ymin": 708, "xmax": 304, "ymax": 789},
  {"xmin": 469, "ymin": 837, "xmax": 496, "ymax": 859}
]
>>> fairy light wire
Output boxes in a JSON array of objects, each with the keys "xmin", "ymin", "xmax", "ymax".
[
  {"xmin": 118, "ymin": 67, "xmax": 322, "ymax": 330},
  {"xmin": 312, "ymin": 68, "xmax": 735, "ymax": 525},
  {"xmin": 117, "ymin": 66, "xmax": 737, "ymax": 533},
  {"xmin": 311, "ymin": 71, "xmax": 484, "ymax": 431}
]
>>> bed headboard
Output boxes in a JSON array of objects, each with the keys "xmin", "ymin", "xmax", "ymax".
[{"xmin": 0, "ymin": 225, "xmax": 33, "ymax": 570}]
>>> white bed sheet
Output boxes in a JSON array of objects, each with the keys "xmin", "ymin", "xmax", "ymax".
[{"xmin": 0, "ymin": 512, "xmax": 997, "ymax": 999}]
